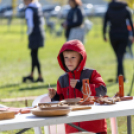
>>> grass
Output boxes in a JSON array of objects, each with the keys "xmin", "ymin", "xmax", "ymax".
[{"xmin": 0, "ymin": 17, "xmax": 134, "ymax": 133}]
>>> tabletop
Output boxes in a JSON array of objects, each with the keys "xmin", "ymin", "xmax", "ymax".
[{"xmin": 0, "ymin": 99, "xmax": 134, "ymax": 131}]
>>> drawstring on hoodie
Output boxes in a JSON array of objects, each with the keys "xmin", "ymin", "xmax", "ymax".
[{"xmin": 72, "ymin": 72, "xmax": 76, "ymax": 98}]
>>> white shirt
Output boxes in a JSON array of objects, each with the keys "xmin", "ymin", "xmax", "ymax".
[{"xmin": 25, "ymin": 1, "xmax": 44, "ymax": 35}]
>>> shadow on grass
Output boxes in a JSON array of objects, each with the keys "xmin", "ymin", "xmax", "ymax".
[
  {"xmin": 0, "ymin": 83, "xmax": 20, "ymax": 89},
  {"xmin": 106, "ymin": 82, "xmax": 117, "ymax": 87},
  {"xmin": 19, "ymin": 83, "xmax": 57, "ymax": 91}
]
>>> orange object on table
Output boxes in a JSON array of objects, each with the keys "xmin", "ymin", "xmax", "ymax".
[
  {"xmin": 78, "ymin": 101, "xmax": 94, "ymax": 105},
  {"xmin": 118, "ymin": 75, "xmax": 124, "ymax": 97},
  {"xmin": 82, "ymin": 79, "xmax": 91, "ymax": 101},
  {"xmin": 20, "ymin": 108, "xmax": 32, "ymax": 114},
  {"xmin": 120, "ymin": 96, "xmax": 133, "ymax": 101}
]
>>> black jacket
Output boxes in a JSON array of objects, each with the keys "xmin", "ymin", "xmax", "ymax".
[
  {"xmin": 26, "ymin": 7, "xmax": 45, "ymax": 49},
  {"xmin": 103, "ymin": 1, "xmax": 134, "ymax": 39},
  {"xmin": 66, "ymin": 6, "xmax": 84, "ymax": 39}
]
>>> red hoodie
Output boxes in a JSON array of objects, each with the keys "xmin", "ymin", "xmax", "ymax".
[{"xmin": 55, "ymin": 40, "xmax": 107, "ymax": 134}]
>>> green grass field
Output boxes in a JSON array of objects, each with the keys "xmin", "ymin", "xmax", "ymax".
[{"xmin": 0, "ymin": 17, "xmax": 134, "ymax": 133}]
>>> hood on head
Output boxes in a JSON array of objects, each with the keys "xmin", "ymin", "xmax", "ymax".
[
  {"xmin": 57, "ymin": 40, "xmax": 87, "ymax": 72},
  {"xmin": 109, "ymin": 1, "xmax": 127, "ymax": 10}
]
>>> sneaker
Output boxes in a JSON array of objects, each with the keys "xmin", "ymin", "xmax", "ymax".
[
  {"xmin": 35, "ymin": 78, "xmax": 44, "ymax": 83},
  {"xmin": 23, "ymin": 76, "xmax": 33, "ymax": 83}
]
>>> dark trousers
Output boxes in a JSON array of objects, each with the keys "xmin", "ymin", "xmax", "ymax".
[
  {"xmin": 31, "ymin": 49, "xmax": 41, "ymax": 74},
  {"xmin": 109, "ymin": 37, "xmax": 128, "ymax": 80}
]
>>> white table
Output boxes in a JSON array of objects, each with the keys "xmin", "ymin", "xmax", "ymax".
[{"xmin": 0, "ymin": 99, "xmax": 134, "ymax": 132}]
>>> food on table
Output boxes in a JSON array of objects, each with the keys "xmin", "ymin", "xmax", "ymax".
[
  {"xmin": 95, "ymin": 96, "xmax": 120, "ymax": 105},
  {"xmin": 31, "ymin": 107, "xmax": 71, "ymax": 116},
  {"xmin": 0, "ymin": 111, "xmax": 15, "ymax": 120}
]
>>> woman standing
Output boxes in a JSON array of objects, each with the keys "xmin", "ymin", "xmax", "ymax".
[
  {"xmin": 103, "ymin": 0, "xmax": 134, "ymax": 82},
  {"xmin": 23, "ymin": 0, "xmax": 45, "ymax": 83},
  {"xmin": 62, "ymin": 0, "xmax": 84, "ymax": 40}
]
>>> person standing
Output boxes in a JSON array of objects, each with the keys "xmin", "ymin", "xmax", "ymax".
[
  {"xmin": 23, "ymin": 0, "xmax": 45, "ymax": 83},
  {"xmin": 62, "ymin": 0, "xmax": 84, "ymax": 40},
  {"xmin": 103, "ymin": 0, "xmax": 134, "ymax": 82}
]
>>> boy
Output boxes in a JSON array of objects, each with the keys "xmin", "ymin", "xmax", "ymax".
[{"xmin": 49, "ymin": 40, "xmax": 107, "ymax": 134}]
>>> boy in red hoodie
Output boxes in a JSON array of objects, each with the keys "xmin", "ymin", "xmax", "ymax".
[{"xmin": 49, "ymin": 40, "xmax": 107, "ymax": 134}]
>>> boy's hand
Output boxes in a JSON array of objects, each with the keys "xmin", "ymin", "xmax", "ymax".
[
  {"xmin": 48, "ymin": 88, "xmax": 56, "ymax": 99},
  {"xmin": 70, "ymin": 79, "xmax": 78, "ymax": 88}
]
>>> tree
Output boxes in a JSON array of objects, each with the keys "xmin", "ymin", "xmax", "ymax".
[
  {"xmin": 12, "ymin": 0, "xmax": 18, "ymax": 15},
  {"xmin": 105, "ymin": 0, "xmax": 134, "ymax": 8},
  {"xmin": 126, "ymin": 0, "xmax": 134, "ymax": 9},
  {"xmin": 52, "ymin": 0, "xmax": 68, "ymax": 5}
]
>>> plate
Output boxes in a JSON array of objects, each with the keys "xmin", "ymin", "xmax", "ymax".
[
  {"xmin": 31, "ymin": 107, "xmax": 71, "ymax": 117},
  {"xmin": 38, "ymin": 101, "xmax": 59, "ymax": 108},
  {"xmin": 59, "ymin": 98, "xmax": 81, "ymax": 105},
  {"xmin": 38, "ymin": 98, "xmax": 81, "ymax": 108}
]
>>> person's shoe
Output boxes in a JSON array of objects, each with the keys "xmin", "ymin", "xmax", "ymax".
[
  {"xmin": 35, "ymin": 78, "xmax": 44, "ymax": 83},
  {"xmin": 23, "ymin": 76, "xmax": 33, "ymax": 83}
]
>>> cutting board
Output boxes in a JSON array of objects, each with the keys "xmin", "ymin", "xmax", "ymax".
[
  {"xmin": 0, "ymin": 110, "xmax": 15, "ymax": 120},
  {"xmin": 31, "ymin": 107, "xmax": 71, "ymax": 117}
]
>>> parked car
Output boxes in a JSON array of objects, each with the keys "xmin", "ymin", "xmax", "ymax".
[
  {"xmin": 50, "ymin": 5, "xmax": 61, "ymax": 17},
  {"xmin": 58, "ymin": 5, "xmax": 70, "ymax": 19},
  {"xmin": 0, "ymin": 5, "xmax": 12, "ymax": 17},
  {"xmin": 82, "ymin": 4, "xmax": 94, "ymax": 17},
  {"xmin": 93, "ymin": 4, "xmax": 108, "ymax": 16},
  {"xmin": 17, "ymin": 3, "xmax": 25, "ymax": 18},
  {"xmin": 42, "ymin": 5, "xmax": 56, "ymax": 16},
  {"xmin": 58, "ymin": 4, "xmax": 94, "ymax": 19}
]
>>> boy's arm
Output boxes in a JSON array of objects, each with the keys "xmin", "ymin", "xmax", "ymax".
[
  {"xmin": 89, "ymin": 70, "xmax": 107, "ymax": 96},
  {"xmin": 51, "ymin": 81, "xmax": 64, "ymax": 101},
  {"xmin": 75, "ymin": 70, "xmax": 107, "ymax": 96}
]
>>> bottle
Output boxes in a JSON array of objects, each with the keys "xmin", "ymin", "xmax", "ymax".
[
  {"xmin": 118, "ymin": 75, "xmax": 124, "ymax": 97},
  {"xmin": 82, "ymin": 79, "xmax": 91, "ymax": 101}
]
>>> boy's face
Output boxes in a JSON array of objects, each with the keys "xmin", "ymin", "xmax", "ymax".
[{"xmin": 63, "ymin": 51, "xmax": 82, "ymax": 71}]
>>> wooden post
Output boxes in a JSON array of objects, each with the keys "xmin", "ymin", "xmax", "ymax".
[
  {"xmin": 12, "ymin": 0, "xmax": 17, "ymax": 16},
  {"xmin": 118, "ymin": 75, "xmax": 124, "ymax": 97}
]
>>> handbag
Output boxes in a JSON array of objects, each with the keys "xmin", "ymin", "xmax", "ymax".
[{"xmin": 68, "ymin": 25, "xmax": 85, "ymax": 43}]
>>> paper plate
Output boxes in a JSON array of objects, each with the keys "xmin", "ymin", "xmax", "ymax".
[
  {"xmin": 31, "ymin": 107, "xmax": 71, "ymax": 117},
  {"xmin": 38, "ymin": 98, "xmax": 81, "ymax": 108},
  {"xmin": 59, "ymin": 98, "xmax": 81, "ymax": 105}
]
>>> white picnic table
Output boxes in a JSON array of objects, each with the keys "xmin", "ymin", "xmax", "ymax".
[{"xmin": 0, "ymin": 99, "xmax": 134, "ymax": 133}]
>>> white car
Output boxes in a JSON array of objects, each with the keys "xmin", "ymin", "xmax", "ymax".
[
  {"xmin": 82, "ymin": 4, "xmax": 94, "ymax": 17},
  {"xmin": 93, "ymin": 4, "xmax": 108, "ymax": 16},
  {"xmin": 58, "ymin": 5, "xmax": 70, "ymax": 19}
]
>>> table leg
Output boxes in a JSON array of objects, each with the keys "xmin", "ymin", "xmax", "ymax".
[
  {"xmin": 15, "ymin": 128, "xmax": 31, "ymax": 134},
  {"xmin": 127, "ymin": 116, "xmax": 132, "ymax": 134},
  {"xmin": 67, "ymin": 123, "xmax": 88, "ymax": 132}
]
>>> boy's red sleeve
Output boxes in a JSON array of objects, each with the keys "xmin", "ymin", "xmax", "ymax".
[
  {"xmin": 90, "ymin": 70, "xmax": 107, "ymax": 96},
  {"xmin": 57, "ymin": 80, "xmax": 64, "ymax": 101}
]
